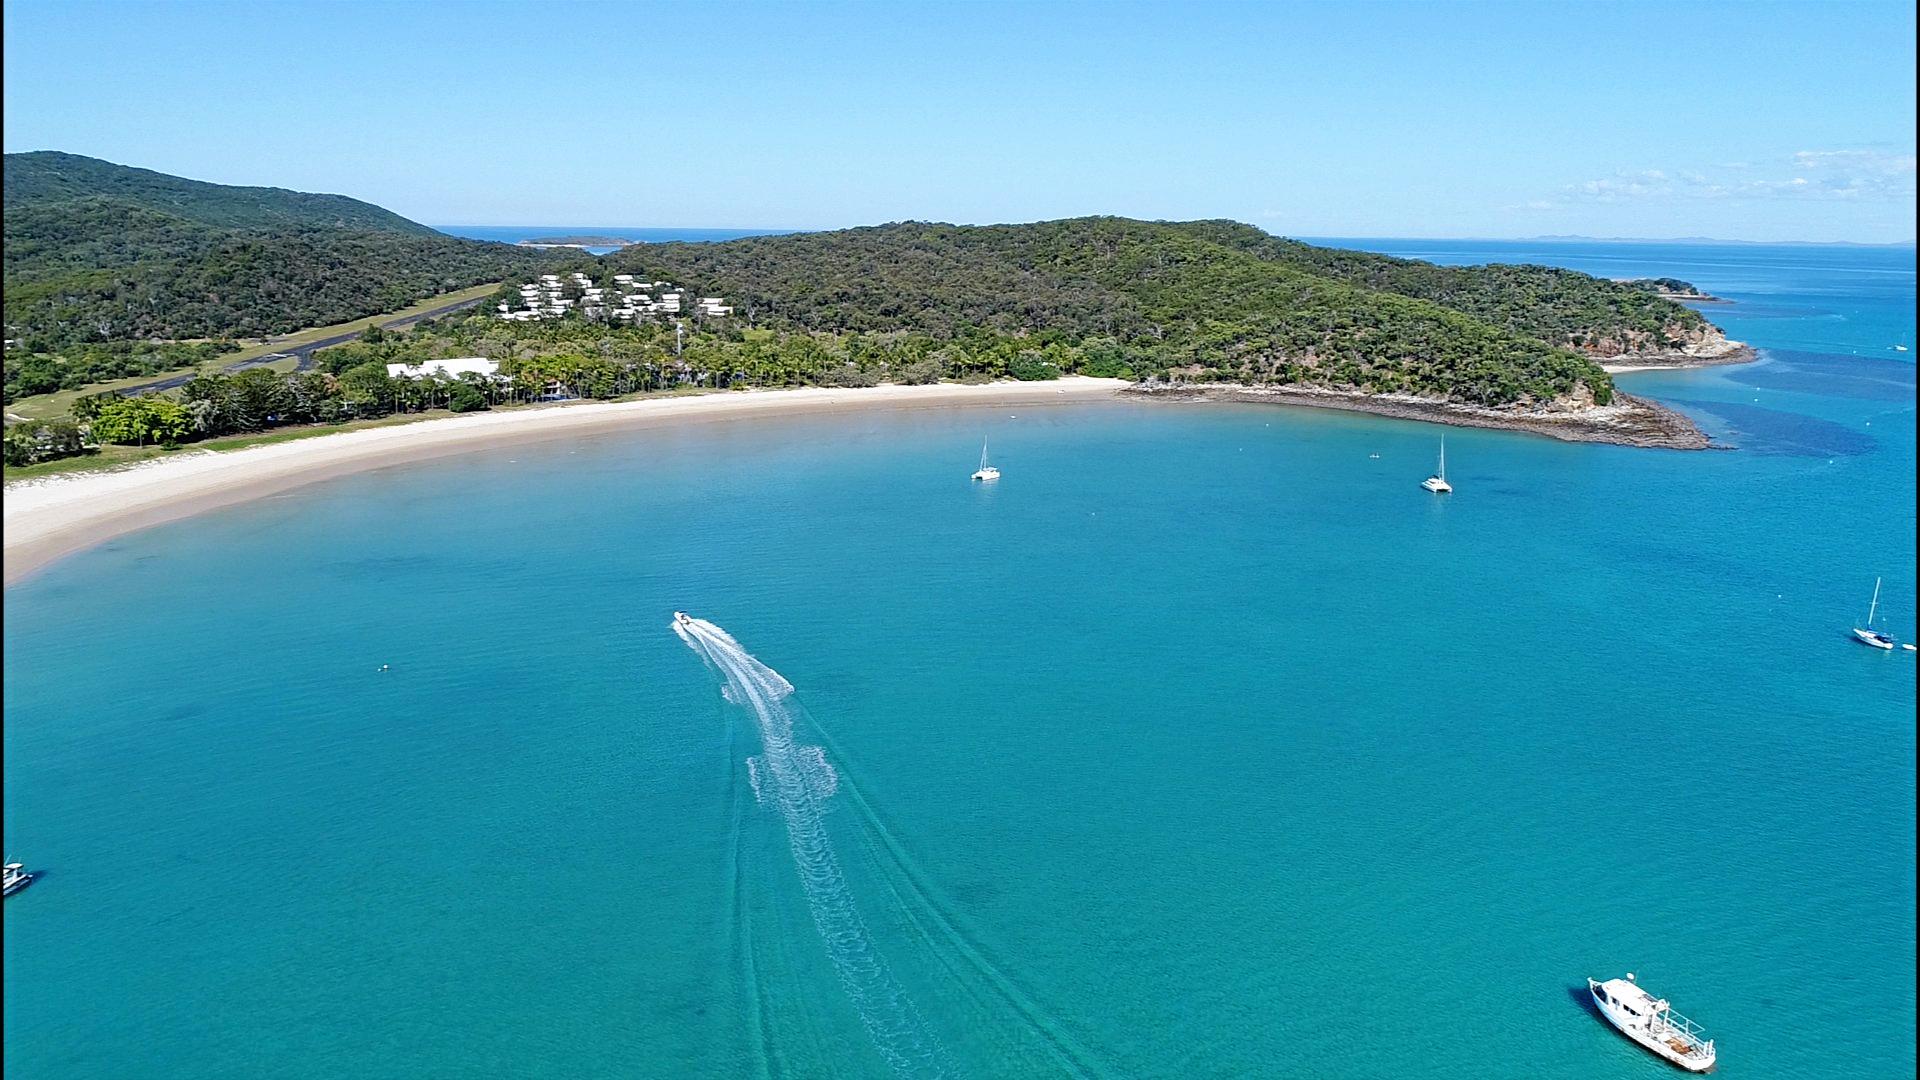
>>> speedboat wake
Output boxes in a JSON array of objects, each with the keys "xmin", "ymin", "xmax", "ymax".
[{"xmin": 675, "ymin": 612, "xmax": 950, "ymax": 1079}]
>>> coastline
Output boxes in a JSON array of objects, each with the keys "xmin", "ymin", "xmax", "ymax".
[
  {"xmin": 1124, "ymin": 383, "xmax": 1716, "ymax": 449},
  {"xmin": 1, "ymin": 344, "xmax": 1759, "ymax": 585},
  {"xmin": 3, "ymin": 379, "xmax": 1127, "ymax": 585},
  {"xmin": 1600, "ymin": 339, "xmax": 1757, "ymax": 373}
]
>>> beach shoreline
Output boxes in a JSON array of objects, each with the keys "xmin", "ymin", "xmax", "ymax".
[
  {"xmin": 2, "ymin": 352, "xmax": 1754, "ymax": 585},
  {"xmin": 3, "ymin": 379, "xmax": 1128, "ymax": 585}
]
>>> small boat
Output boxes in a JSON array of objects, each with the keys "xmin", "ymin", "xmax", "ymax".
[
  {"xmin": 1589, "ymin": 973, "xmax": 1716, "ymax": 1073},
  {"xmin": 1852, "ymin": 577, "xmax": 1896, "ymax": 650},
  {"xmin": 3, "ymin": 861, "xmax": 32, "ymax": 897},
  {"xmin": 1421, "ymin": 436, "xmax": 1452, "ymax": 493},
  {"xmin": 1895, "ymin": 344, "xmax": 1909, "ymax": 353},
  {"xmin": 674, "ymin": 611, "xmax": 693, "ymax": 628},
  {"xmin": 971, "ymin": 438, "xmax": 1000, "ymax": 482}
]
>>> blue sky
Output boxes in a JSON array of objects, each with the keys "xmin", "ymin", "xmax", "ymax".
[{"xmin": 4, "ymin": 0, "xmax": 1914, "ymax": 241}]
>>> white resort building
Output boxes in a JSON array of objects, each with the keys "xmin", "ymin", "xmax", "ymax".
[{"xmin": 384, "ymin": 357, "xmax": 502, "ymax": 380}]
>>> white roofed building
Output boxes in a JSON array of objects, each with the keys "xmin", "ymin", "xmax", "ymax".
[{"xmin": 386, "ymin": 357, "xmax": 501, "ymax": 380}]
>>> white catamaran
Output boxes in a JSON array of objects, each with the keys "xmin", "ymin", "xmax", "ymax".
[
  {"xmin": 1589, "ymin": 973, "xmax": 1716, "ymax": 1073},
  {"xmin": 971, "ymin": 438, "xmax": 1000, "ymax": 482},
  {"xmin": 1421, "ymin": 436, "xmax": 1452, "ymax": 493},
  {"xmin": 1852, "ymin": 577, "xmax": 1897, "ymax": 649}
]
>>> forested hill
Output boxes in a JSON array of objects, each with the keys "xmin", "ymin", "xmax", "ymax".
[
  {"xmin": 1161, "ymin": 220, "xmax": 1715, "ymax": 357},
  {"xmin": 603, "ymin": 217, "xmax": 1723, "ymax": 404},
  {"xmin": 4, "ymin": 151, "xmax": 436, "ymax": 234},
  {"xmin": 3, "ymin": 153, "xmax": 545, "ymax": 348}
]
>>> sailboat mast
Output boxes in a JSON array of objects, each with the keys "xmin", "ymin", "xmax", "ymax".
[
  {"xmin": 1438, "ymin": 436, "xmax": 1446, "ymax": 480},
  {"xmin": 1867, "ymin": 577, "xmax": 1881, "ymax": 627}
]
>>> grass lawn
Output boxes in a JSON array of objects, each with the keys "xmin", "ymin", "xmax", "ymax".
[
  {"xmin": 4, "ymin": 282, "xmax": 502, "ymax": 425},
  {"xmin": 6, "ymin": 370, "xmax": 206, "ymax": 424}
]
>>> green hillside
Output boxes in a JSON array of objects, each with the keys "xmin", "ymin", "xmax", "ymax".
[
  {"xmin": 4, "ymin": 155, "xmax": 1733, "ymax": 414},
  {"xmin": 3, "ymin": 151, "xmax": 436, "ymax": 234},
  {"xmin": 2, "ymin": 153, "xmax": 545, "ymax": 351},
  {"xmin": 596, "ymin": 217, "xmax": 1620, "ymax": 404},
  {"xmin": 1162, "ymin": 220, "xmax": 1711, "ymax": 354}
]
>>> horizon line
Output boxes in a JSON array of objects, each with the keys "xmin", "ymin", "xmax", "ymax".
[{"xmin": 428, "ymin": 222, "xmax": 1919, "ymax": 248}]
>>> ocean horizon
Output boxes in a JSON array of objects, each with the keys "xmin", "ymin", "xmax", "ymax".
[
  {"xmin": 434, "ymin": 225, "xmax": 799, "ymax": 254},
  {"xmin": 6, "ymin": 238, "xmax": 1915, "ymax": 1078}
]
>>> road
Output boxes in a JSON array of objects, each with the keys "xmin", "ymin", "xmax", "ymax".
[{"xmin": 119, "ymin": 293, "xmax": 494, "ymax": 396}]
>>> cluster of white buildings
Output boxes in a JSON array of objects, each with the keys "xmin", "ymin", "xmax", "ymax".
[{"xmin": 496, "ymin": 272, "xmax": 733, "ymax": 324}]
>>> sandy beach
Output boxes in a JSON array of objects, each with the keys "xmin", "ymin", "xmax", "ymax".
[{"xmin": 3, "ymin": 378, "xmax": 1128, "ymax": 585}]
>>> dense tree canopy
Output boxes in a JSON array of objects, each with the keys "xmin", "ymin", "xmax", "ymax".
[
  {"xmin": 598, "ymin": 218, "xmax": 1642, "ymax": 404},
  {"xmin": 3, "ymin": 153, "xmax": 550, "ymax": 350}
]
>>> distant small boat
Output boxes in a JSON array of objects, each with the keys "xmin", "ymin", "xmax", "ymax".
[
  {"xmin": 1589, "ymin": 973, "xmax": 1716, "ymax": 1073},
  {"xmin": 971, "ymin": 438, "xmax": 1000, "ymax": 482},
  {"xmin": 1421, "ymin": 437, "xmax": 1452, "ymax": 493},
  {"xmin": 1852, "ymin": 577, "xmax": 1897, "ymax": 650},
  {"xmin": 1894, "ymin": 344, "xmax": 1909, "ymax": 353},
  {"xmin": 674, "ymin": 610, "xmax": 693, "ymax": 628},
  {"xmin": 3, "ymin": 861, "xmax": 32, "ymax": 897}
]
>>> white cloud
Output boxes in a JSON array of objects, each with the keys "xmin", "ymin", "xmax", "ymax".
[
  {"xmin": 1792, "ymin": 149, "xmax": 1917, "ymax": 174},
  {"xmin": 1553, "ymin": 149, "xmax": 1916, "ymax": 205}
]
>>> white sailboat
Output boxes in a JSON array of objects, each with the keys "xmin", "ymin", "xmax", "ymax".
[
  {"xmin": 971, "ymin": 438, "xmax": 1000, "ymax": 482},
  {"xmin": 1421, "ymin": 436, "xmax": 1452, "ymax": 493},
  {"xmin": 1851, "ymin": 577, "xmax": 1897, "ymax": 649}
]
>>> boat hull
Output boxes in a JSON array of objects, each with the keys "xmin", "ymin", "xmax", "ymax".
[{"xmin": 1852, "ymin": 628, "xmax": 1896, "ymax": 650}]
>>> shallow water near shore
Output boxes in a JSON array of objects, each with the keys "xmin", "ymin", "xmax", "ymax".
[{"xmin": 5, "ymin": 242, "xmax": 1914, "ymax": 1078}]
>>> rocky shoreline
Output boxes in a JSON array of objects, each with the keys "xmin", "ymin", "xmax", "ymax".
[
  {"xmin": 1123, "ymin": 382, "xmax": 1717, "ymax": 449},
  {"xmin": 1600, "ymin": 337, "xmax": 1757, "ymax": 372}
]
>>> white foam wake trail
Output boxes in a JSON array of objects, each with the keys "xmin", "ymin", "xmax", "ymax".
[{"xmin": 676, "ymin": 615, "xmax": 951, "ymax": 1079}]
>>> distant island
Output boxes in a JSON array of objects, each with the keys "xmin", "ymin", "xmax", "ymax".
[
  {"xmin": 515, "ymin": 235, "xmax": 637, "ymax": 249},
  {"xmin": 1620, "ymin": 277, "xmax": 1731, "ymax": 304}
]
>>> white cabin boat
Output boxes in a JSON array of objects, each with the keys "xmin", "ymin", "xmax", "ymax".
[
  {"xmin": 3, "ymin": 861, "xmax": 31, "ymax": 897},
  {"xmin": 1852, "ymin": 577, "xmax": 1896, "ymax": 650},
  {"xmin": 1421, "ymin": 437, "xmax": 1452, "ymax": 493},
  {"xmin": 971, "ymin": 439, "xmax": 1000, "ymax": 482},
  {"xmin": 1589, "ymin": 974, "xmax": 1716, "ymax": 1073}
]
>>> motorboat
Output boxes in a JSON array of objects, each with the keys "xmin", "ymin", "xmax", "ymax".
[
  {"xmin": 1589, "ymin": 973, "xmax": 1715, "ymax": 1073},
  {"xmin": 3, "ymin": 861, "xmax": 31, "ymax": 898}
]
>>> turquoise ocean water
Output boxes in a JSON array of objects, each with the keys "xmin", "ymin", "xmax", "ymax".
[{"xmin": 5, "ymin": 240, "xmax": 1914, "ymax": 1079}]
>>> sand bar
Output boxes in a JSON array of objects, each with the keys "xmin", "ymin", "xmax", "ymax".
[{"xmin": 4, "ymin": 378, "xmax": 1128, "ymax": 585}]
